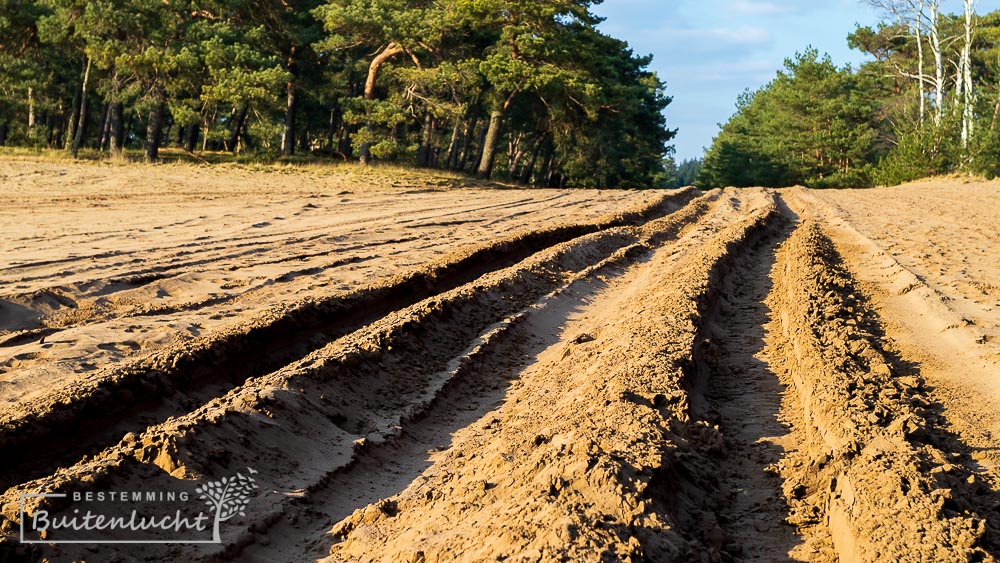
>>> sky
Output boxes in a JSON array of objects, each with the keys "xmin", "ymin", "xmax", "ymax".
[{"xmin": 594, "ymin": 0, "xmax": 1000, "ymax": 161}]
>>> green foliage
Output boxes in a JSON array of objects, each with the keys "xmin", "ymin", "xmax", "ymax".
[
  {"xmin": 749, "ymin": 9, "xmax": 1000, "ymax": 187},
  {"xmin": 675, "ymin": 158, "xmax": 701, "ymax": 187},
  {"xmin": 699, "ymin": 8, "xmax": 1000, "ymax": 188},
  {"xmin": 540, "ymin": 26, "xmax": 675, "ymax": 188},
  {"xmin": 0, "ymin": 0, "xmax": 675, "ymax": 185},
  {"xmin": 870, "ymin": 120, "xmax": 961, "ymax": 185},
  {"xmin": 699, "ymin": 49, "xmax": 887, "ymax": 189},
  {"xmin": 969, "ymin": 125, "xmax": 1000, "ymax": 178}
]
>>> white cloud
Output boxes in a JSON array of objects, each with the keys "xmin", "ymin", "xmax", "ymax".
[
  {"xmin": 648, "ymin": 25, "xmax": 773, "ymax": 56},
  {"xmin": 728, "ymin": 0, "xmax": 860, "ymax": 15},
  {"xmin": 729, "ymin": 0, "xmax": 797, "ymax": 15},
  {"xmin": 671, "ymin": 25, "xmax": 771, "ymax": 45},
  {"xmin": 668, "ymin": 59, "xmax": 778, "ymax": 84}
]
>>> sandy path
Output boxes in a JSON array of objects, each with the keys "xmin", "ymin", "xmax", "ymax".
[
  {"xmin": 0, "ymin": 158, "xmax": 660, "ymax": 410},
  {"xmin": 814, "ymin": 179, "xmax": 1000, "ymax": 348},
  {"xmin": 1, "ymin": 161, "xmax": 998, "ymax": 563},
  {"xmin": 696, "ymin": 215, "xmax": 811, "ymax": 561}
]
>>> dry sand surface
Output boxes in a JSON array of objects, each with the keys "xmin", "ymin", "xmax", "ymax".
[{"xmin": 0, "ymin": 159, "xmax": 998, "ymax": 562}]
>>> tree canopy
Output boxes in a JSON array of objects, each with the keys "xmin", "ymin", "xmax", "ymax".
[
  {"xmin": 698, "ymin": 49, "xmax": 888, "ymax": 189},
  {"xmin": 0, "ymin": 0, "xmax": 676, "ymax": 188},
  {"xmin": 699, "ymin": 6, "xmax": 1000, "ymax": 189}
]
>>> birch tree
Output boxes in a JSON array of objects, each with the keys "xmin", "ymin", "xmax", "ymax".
[
  {"xmin": 864, "ymin": 0, "xmax": 947, "ymax": 126},
  {"xmin": 960, "ymin": 0, "xmax": 978, "ymax": 148}
]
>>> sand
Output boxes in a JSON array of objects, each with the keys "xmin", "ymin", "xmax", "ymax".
[{"xmin": 0, "ymin": 158, "xmax": 997, "ymax": 562}]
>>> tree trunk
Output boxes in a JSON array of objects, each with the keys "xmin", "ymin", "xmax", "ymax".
[
  {"xmin": 417, "ymin": 113, "xmax": 435, "ymax": 167},
  {"xmin": 326, "ymin": 106, "xmax": 340, "ymax": 152},
  {"xmin": 445, "ymin": 117, "xmax": 462, "ymax": 170},
  {"xmin": 72, "ymin": 57, "xmax": 92, "ymax": 158},
  {"xmin": 65, "ymin": 85, "xmax": 80, "ymax": 150},
  {"xmin": 281, "ymin": 54, "xmax": 298, "ymax": 156},
  {"xmin": 929, "ymin": 0, "xmax": 944, "ymax": 127},
  {"xmin": 184, "ymin": 122, "xmax": 198, "ymax": 152},
  {"xmin": 473, "ymin": 119, "xmax": 489, "ymax": 172},
  {"xmin": 543, "ymin": 153, "xmax": 556, "ymax": 187},
  {"xmin": 338, "ymin": 124, "xmax": 353, "ymax": 158},
  {"xmin": 360, "ymin": 43, "xmax": 405, "ymax": 165},
  {"xmin": 364, "ymin": 43, "xmax": 404, "ymax": 100},
  {"xmin": 98, "ymin": 102, "xmax": 112, "ymax": 151},
  {"xmin": 954, "ymin": 63, "xmax": 963, "ymax": 115},
  {"xmin": 457, "ymin": 111, "xmax": 479, "ymax": 171},
  {"xmin": 27, "ymin": 87, "xmax": 35, "ymax": 139},
  {"xmin": 281, "ymin": 84, "xmax": 296, "ymax": 155},
  {"xmin": 109, "ymin": 102, "xmax": 124, "ymax": 157},
  {"xmin": 521, "ymin": 138, "xmax": 543, "ymax": 184},
  {"xmin": 145, "ymin": 95, "xmax": 166, "ymax": 163},
  {"xmin": 915, "ymin": 1, "xmax": 925, "ymax": 126},
  {"xmin": 428, "ymin": 116, "xmax": 438, "ymax": 167},
  {"xmin": 477, "ymin": 107, "xmax": 504, "ymax": 179},
  {"xmin": 960, "ymin": 0, "xmax": 975, "ymax": 150},
  {"xmin": 508, "ymin": 134, "xmax": 532, "ymax": 178},
  {"xmin": 201, "ymin": 105, "xmax": 213, "ymax": 152},
  {"xmin": 299, "ymin": 126, "xmax": 309, "ymax": 152},
  {"xmin": 45, "ymin": 112, "xmax": 56, "ymax": 146},
  {"xmin": 229, "ymin": 102, "xmax": 249, "ymax": 152},
  {"xmin": 0, "ymin": 121, "xmax": 8, "ymax": 146},
  {"xmin": 162, "ymin": 116, "xmax": 173, "ymax": 149}
]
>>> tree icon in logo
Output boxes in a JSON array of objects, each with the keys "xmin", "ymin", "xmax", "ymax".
[{"xmin": 195, "ymin": 467, "xmax": 259, "ymax": 543}]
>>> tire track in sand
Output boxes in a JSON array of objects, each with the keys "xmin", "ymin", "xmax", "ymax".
[
  {"xmin": 692, "ymin": 205, "xmax": 814, "ymax": 561},
  {"xmin": 5, "ymin": 191, "xmax": 704, "ymax": 563},
  {"xmin": 0, "ymin": 189, "xmax": 699, "ymax": 496}
]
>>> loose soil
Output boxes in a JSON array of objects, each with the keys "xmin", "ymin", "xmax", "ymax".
[{"xmin": 0, "ymin": 159, "xmax": 997, "ymax": 562}]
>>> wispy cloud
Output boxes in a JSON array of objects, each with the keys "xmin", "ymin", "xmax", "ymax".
[
  {"xmin": 729, "ymin": 0, "xmax": 798, "ymax": 15},
  {"xmin": 671, "ymin": 25, "xmax": 772, "ymax": 46},
  {"xmin": 668, "ymin": 59, "xmax": 779, "ymax": 85},
  {"xmin": 729, "ymin": 0, "xmax": 863, "ymax": 15},
  {"xmin": 642, "ymin": 25, "xmax": 773, "ymax": 56}
]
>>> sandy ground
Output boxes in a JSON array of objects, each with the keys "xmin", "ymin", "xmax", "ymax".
[
  {"xmin": 0, "ymin": 160, "xmax": 997, "ymax": 562},
  {"xmin": 813, "ymin": 183, "xmax": 1000, "ymax": 482}
]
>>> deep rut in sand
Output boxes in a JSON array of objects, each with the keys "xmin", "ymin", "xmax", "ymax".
[
  {"xmin": 692, "ymin": 215, "xmax": 812, "ymax": 561},
  {"xmin": 1, "ymin": 190, "xmax": 720, "ymax": 562},
  {"xmin": 230, "ymin": 253, "xmax": 630, "ymax": 563},
  {"xmin": 277, "ymin": 188, "xmax": 782, "ymax": 563},
  {"xmin": 0, "ymin": 188, "xmax": 699, "ymax": 495}
]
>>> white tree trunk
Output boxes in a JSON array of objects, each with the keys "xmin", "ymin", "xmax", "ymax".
[
  {"xmin": 956, "ymin": 60, "xmax": 964, "ymax": 116},
  {"xmin": 72, "ymin": 57, "xmax": 92, "ymax": 159},
  {"xmin": 865, "ymin": 0, "xmax": 935, "ymax": 125},
  {"xmin": 961, "ymin": 0, "xmax": 977, "ymax": 149},
  {"xmin": 928, "ymin": 0, "xmax": 945, "ymax": 127},
  {"xmin": 27, "ymin": 87, "xmax": 35, "ymax": 136},
  {"xmin": 916, "ymin": 0, "xmax": 926, "ymax": 125}
]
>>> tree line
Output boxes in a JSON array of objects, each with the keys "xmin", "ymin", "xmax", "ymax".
[
  {"xmin": 698, "ymin": 2, "xmax": 1000, "ymax": 188},
  {"xmin": 0, "ymin": 0, "xmax": 677, "ymax": 188}
]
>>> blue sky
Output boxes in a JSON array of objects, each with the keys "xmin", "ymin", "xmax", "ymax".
[{"xmin": 594, "ymin": 0, "xmax": 1000, "ymax": 161}]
